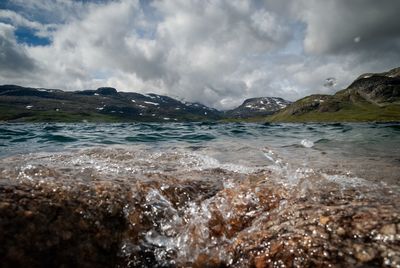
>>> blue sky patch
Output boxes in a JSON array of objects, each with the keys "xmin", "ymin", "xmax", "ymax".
[{"xmin": 14, "ymin": 27, "xmax": 51, "ymax": 46}]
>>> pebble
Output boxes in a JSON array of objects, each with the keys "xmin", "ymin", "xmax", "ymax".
[
  {"xmin": 336, "ymin": 227, "xmax": 346, "ymax": 236},
  {"xmin": 0, "ymin": 202, "xmax": 10, "ymax": 210},
  {"xmin": 319, "ymin": 216, "xmax": 330, "ymax": 225},
  {"xmin": 380, "ymin": 224, "xmax": 396, "ymax": 235},
  {"xmin": 353, "ymin": 244, "xmax": 377, "ymax": 262},
  {"xmin": 23, "ymin": 210, "xmax": 34, "ymax": 218},
  {"xmin": 0, "ymin": 156, "xmax": 399, "ymax": 268}
]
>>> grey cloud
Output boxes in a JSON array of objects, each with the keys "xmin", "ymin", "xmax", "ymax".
[
  {"xmin": 2, "ymin": 0, "xmax": 294, "ymax": 108},
  {"xmin": 0, "ymin": 23, "xmax": 36, "ymax": 75},
  {"xmin": 144, "ymin": 0, "xmax": 293, "ymax": 108},
  {"xmin": 295, "ymin": 0, "xmax": 400, "ymax": 55},
  {"xmin": 324, "ymin": 77, "xmax": 336, "ymax": 89}
]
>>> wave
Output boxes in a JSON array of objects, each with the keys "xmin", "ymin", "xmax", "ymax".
[{"xmin": 39, "ymin": 134, "xmax": 79, "ymax": 143}]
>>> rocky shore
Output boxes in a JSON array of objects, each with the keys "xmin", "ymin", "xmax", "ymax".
[{"xmin": 0, "ymin": 149, "xmax": 399, "ymax": 267}]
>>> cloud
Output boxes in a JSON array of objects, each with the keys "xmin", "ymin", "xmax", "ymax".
[
  {"xmin": 324, "ymin": 77, "xmax": 337, "ymax": 89},
  {"xmin": 147, "ymin": 0, "xmax": 292, "ymax": 107},
  {"xmin": 0, "ymin": 23, "xmax": 36, "ymax": 76},
  {"xmin": 0, "ymin": 9, "xmax": 57, "ymax": 40},
  {"xmin": 294, "ymin": 0, "xmax": 400, "ymax": 55},
  {"xmin": 6, "ymin": 0, "xmax": 94, "ymax": 23},
  {"xmin": 2, "ymin": 0, "xmax": 293, "ymax": 108},
  {"xmin": 0, "ymin": 0, "xmax": 399, "ymax": 109}
]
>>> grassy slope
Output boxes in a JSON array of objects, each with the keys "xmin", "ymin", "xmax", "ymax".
[
  {"xmin": 265, "ymin": 87, "xmax": 400, "ymax": 123},
  {"xmin": 0, "ymin": 104, "xmax": 218, "ymax": 123},
  {"xmin": 0, "ymin": 104, "xmax": 121, "ymax": 123},
  {"xmin": 267, "ymin": 102, "xmax": 400, "ymax": 122},
  {"xmin": 266, "ymin": 68, "xmax": 400, "ymax": 123}
]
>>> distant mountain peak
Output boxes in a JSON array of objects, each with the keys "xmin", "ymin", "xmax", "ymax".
[
  {"xmin": 226, "ymin": 97, "xmax": 291, "ymax": 118},
  {"xmin": 96, "ymin": 87, "xmax": 118, "ymax": 95},
  {"xmin": 1, "ymin": 84, "xmax": 292, "ymax": 122}
]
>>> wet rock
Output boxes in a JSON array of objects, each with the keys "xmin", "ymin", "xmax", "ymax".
[
  {"xmin": 0, "ymin": 149, "xmax": 399, "ymax": 267},
  {"xmin": 381, "ymin": 224, "xmax": 396, "ymax": 235},
  {"xmin": 193, "ymin": 253, "xmax": 224, "ymax": 268},
  {"xmin": 319, "ymin": 215, "xmax": 330, "ymax": 225},
  {"xmin": 336, "ymin": 227, "xmax": 346, "ymax": 236},
  {"xmin": 269, "ymin": 241, "xmax": 284, "ymax": 256},
  {"xmin": 353, "ymin": 244, "xmax": 377, "ymax": 262},
  {"xmin": 0, "ymin": 202, "xmax": 10, "ymax": 210},
  {"xmin": 23, "ymin": 210, "xmax": 34, "ymax": 218}
]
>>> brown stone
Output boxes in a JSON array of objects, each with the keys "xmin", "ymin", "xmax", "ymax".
[
  {"xmin": 269, "ymin": 241, "xmax": 283, "ymax": 256},
  {"xmin": 254, "ymin": 254, "xmax": 268, "ymax": 268},
  {"xmin": 319, "ymin": 216, "xmax": 330, "ymax": 225},
  {"xmin": 353, "ymin": 244, "xmax": 377, "ymax": 263},
  {"xmin": 380, "ymin": 224, "xmax": 396, "ymax": 235},
  {"xmin": 193, "ymin": 253, "xmax": 222, "ymax": 268},
  {"xmin": 23, "ymin": 210, "xmax": 34, "ymax": 218},
  {"xmin": 62, "ymin": 231, "xmax": 72, "ymax": 240},
  {"xmin": 0, "ymin": 201, "xmax": 10, "ymax": 210},
  {"xmin": 336, "ymin": 227, "xmax": 346, "ymax": 236}
]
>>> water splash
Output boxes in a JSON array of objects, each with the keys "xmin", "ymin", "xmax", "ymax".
[
  {"xmin": 1, "ymin": 146, "xmax": 398, "ymax": 267},
  {"xmin": 301, "ymin": 139, "xmax": 314, "ymax": 148}
]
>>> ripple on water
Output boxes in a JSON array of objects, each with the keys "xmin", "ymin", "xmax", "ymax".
[
  {"xmin": 125, "ymin": 133, "xmax": 167, "ymax": 142},
  {"xmin": 39, "ymin": 134, "xmax": 78, "ymax": 143}
]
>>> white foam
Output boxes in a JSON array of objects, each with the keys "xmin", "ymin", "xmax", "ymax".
[
  {"xmin": 301, "ymin": 139, "xmax": 314, "ymax": 148},
  {"xmin": 179, "ymin": 152, "xmax": 260, "ymax": 174},
  {"xmin": 322, "ymin": 174, "xmax": 370, "ymax": 187}
]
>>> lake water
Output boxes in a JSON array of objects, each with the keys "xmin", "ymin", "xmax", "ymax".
[
  {"xmin": 0, "ymin": 122, "xmax": 399, "ymax": 267},
  {"xmin": 1, "ymin": 122, "xmax": 399, "ymax": 184}
]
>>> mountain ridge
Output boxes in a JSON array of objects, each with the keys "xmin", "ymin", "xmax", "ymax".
[
  {"xmin": 225, "ymin": 97, "xmax": 291, "ymax": 119},
  {"xmin": 0, "ymin": 85, "xmax": 289, "ymax": 122},
  {"xmin": 267, "ymin": 67, "xmax": 400, "ymax": 122},
  {"xmin": 2, "ymin": 66, "xmax": 399, "ymax": 123}
]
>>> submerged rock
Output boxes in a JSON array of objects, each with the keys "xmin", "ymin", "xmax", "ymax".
[{"xmin": 0, "ymin": 148, "xmax": 399, "ymax": 267}]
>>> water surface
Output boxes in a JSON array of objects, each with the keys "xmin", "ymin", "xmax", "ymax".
[
  {"xmin": 1, "ymin": 122, "xmax": 399, "ymax": 184},
  {"xmin": 0, "ymin": 122, "xmax": 399, "ymax": 267}
]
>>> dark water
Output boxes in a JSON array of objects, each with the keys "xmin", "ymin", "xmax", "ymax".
[{"xmin": 0, "ymin": 122, "xmax": 399, "ymax": 267}]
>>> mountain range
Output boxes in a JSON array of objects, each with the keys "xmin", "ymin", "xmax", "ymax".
[
  {"xmin": 1, "ymin": 67, "xmax": 399, "ymax": 122},
  {"xmin": 0, "ymin": 85, "xmax": 289, "ymax": 122}
]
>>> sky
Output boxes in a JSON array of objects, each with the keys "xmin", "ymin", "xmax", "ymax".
[{"xmin": 0, "ymin": 0, "xmax": 399, "ymax": 109}]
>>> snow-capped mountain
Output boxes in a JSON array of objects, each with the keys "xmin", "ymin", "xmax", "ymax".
[{"xmin": 225, "ymin": 97, "xmax": 291, "ymax": 118}]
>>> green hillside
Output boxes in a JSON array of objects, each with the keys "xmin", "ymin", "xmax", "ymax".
[{"xmin": 267, "ymin": 67, "xmax": 400, "ymax": 122}]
